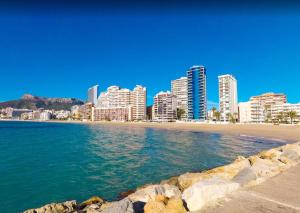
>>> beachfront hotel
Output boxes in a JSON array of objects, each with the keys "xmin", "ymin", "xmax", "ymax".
[
  {"xmin": 238, "ymin": 92, "xmax": 288, "ymax": 123},
  {"xmin": 152, "ymin": 91, "xmax": 177, "ymax": 122},
  {"xmin": 87, "ymin": 85, "xmax": 99, "ymax": 105},
  {"xmin": 250, "ymin": 92, "xmax": 286, "ymax": 123},
  {"xmin": 218, "ymin": 74, "xmax": 238, "ymax": 121},
  {"xmin": 187, "ymin": 65, "xmax": 207, "ymax": 120},
  {"xmin": 94, "ymin": 85, "xmax": 146, "ymax": 121},
  {"xmin": 171, "ymin": 77, "xmax": 188, "ymax": 119}
]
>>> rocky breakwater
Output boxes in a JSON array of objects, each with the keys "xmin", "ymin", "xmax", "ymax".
[{"xmin": 24, "ymin": 141, "xmax": 300, "ymax": 213}]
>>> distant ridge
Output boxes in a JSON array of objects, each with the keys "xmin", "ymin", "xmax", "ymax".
[{"xmin": 0, "ymin": 94, "xmax": 84, "ymax": 110}]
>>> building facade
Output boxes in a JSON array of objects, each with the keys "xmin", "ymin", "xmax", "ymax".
[
  {"xmin": 271, "ymin": 103, "xmax": 300, "ymax": 123},
  {"xmin": 187, "ymin": 65, "xmax": 207, "ymax": 120},
  {"xmin": 238, "ymin": 101, "xmax": 252, "ymax": 123},
  {"xmin": 88, "ymin": 85, "xmax": 99, "ymax": 105},
  {"xmin": 171, "ymin": 77, "xmax": 188, "ymax": 119},
  {"xmin": 218, "ymin": 74, "xmax": 238, "ymax": 121},
  {"xmin": 94, "ymin": 107, "xmax": 132, "ymax": 121},
  {"xmin": 131, "ymin": 85, "xmax": 147, "ymax": 120},
  {"xmin": 95, "ymin": 85, "xmax": 146, "ymax": 121},
  {"xmin": 152, "ymin": 91, "xmax": 177, "ymax": 122},
  {"xmin": 250, "ymin": 93, "xmax": 287, "ymax": 123}
]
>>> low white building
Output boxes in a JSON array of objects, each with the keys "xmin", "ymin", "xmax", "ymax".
[
  {"xmin": 238, "ymin": 102, "xmax": 252, "ymax": 123},
  {"xmin": 40, "ymin": 111, "xmax": 52, "ymax": 121}
]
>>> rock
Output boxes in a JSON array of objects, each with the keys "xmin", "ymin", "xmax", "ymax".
[
  {"xmin": 23, "ymin": 200, "xmax": 77, "ymax": 213},
  {"xmin": 128, "ymin": 184, "xmax": 181, "ymax": 203},
  {"xmin": 118, "ymin": 189, "xmax": 136, "ymax": 200},
  {"xmin": 182, "ymin": 177, "xmax": 239, "ymax": 211},
  {"xmin": 165, "ymin": 197, "xmax": 187, "ymax": 213},
  {"xmin": 249, "ymin": 156, "xmax": 285, "ymax": 178},
  {"xmin": 144, "ymin": 196, "xmax": 187, "ymax": 213},
  {"xmin": 79, "ymin": 196, "xmax": 104, "ymax": 209},
  {"xmin": 154, "ymin": 195, "xmax": 169, "ymax": 204},
  {"xmin": 281, "ymin": 149, "xmax": 300, "ymax": 162},
  {"xmin": 83, "ymin": 203, "xmax": 102, "ymax": 213},
  {"xmin": 160, "ymin": 176, "xmax": 179, "ymax": 187},
  {"xmin": 232, "ymin": 167, "xmax": 258, "ymax": 186},
  {"xmin": 178, "ymin": 156, "xmax": 249, "ymax": 190},
  {"xmin": 258, "ymin": 149, "xmax": 282, "ymax": 161},
  {"xmin": 100, "ymin": 198, "xmax": 134, "ymax": 213},
  {"xmin": 144, "ymin": 200, "xmax": 166, "ymax": 213}
]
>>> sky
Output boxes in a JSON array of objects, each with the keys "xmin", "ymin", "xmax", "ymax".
[{"xmin": 0, "ymin": 3, "xmax": 300, "ymax": 107}]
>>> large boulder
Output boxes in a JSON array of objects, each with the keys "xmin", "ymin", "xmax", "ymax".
[
  {"xmin": 258, "ymin": 149, "xmax": 282, "ymax": 161},
  {"xmin": 249, "ymin": 156, "xmax": 285, "ymax": 178},
  {"xmin": 164, "ymin": 197, "xmax": 187, "ymax": 213},
  {"xmin": 79, "ymin": 196, "xmax": 104, "ymax": 209},
  {"xmin": 182, "ymin": 177, "xmax": 239, "ymax": 212},
  {"xmin": 144, "ymin": 196, "xmax": 187, "ymax": 213},
  {"xmin": 232, "ymin": 167, "xmax": 258, "ymax": 186},
  {"xmin": 23, "ymin": 200, "xmax": 77, "ymax": 213},
  {"xmin": 178, "ymin": 156, "xmax": 249, "ymax": 190},
  {"xmin": 280, "ymin": 144, "xmax": 300, "ymax": 163},
  {"xmin": 100, "ymin": 198, "xmax": 134, "ymax": 213},
  {"xmin": 128, "ymin": 184, "xmax": 181, "ymax": 203}
]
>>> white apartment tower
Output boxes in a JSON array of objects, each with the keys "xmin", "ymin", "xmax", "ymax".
[
  {"xmin": 218, "ymin": 74, "xmax": 238, "ymax": 121},
  {"xmin": 87, "ymin": 85, "xmax": 99, "ymax": 105},
  {"xmin": 131, "ymin": 85, "xmax": 147, "ymax": 120},
  {"xmin": 171, "ymin": 77, "xmax": 188, "ymax": 119},
  {"xmin": 96, "ymin": 85, "xmax": 146, "ymax": 121}
]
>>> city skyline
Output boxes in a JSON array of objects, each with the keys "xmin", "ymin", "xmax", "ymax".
[{"xmin": 1, "ymin": 10, "xmax": 300, "ymax": 105}]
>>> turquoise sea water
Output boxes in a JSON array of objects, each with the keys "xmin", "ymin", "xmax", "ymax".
[{"xmin": 0, "ymin": 121, "xmax": 287, "ymax": 213}]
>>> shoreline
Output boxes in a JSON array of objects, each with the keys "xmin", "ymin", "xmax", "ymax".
[
  {"xmin": 2, "ymin": 119, "xmax": 300, "ymax": 142},
  {"xmin": 24, "ymin": 141, "xmax": 300, "ymax": 213}
]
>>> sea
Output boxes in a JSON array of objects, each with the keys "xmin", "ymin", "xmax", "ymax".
[{"xmin": 0, "ymin": 121, "xmax": 287, "ymax": 212}]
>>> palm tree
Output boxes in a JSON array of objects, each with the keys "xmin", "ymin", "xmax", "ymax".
[
  {"xmin": 227, "ymin": 113, "xmax": 236, "ymax": 124},
  {"xmin": 214, "ymin": 111, "xmax": 221, "ymax": 121},
  {"xmin": 177, "ymin": 108, "xmax": 185, "ymax": 120},
  {"xmin": 286, "ymin": 111, "xmax": 297, "ymax": 124},
  {"xmin": 276, "ymin": 112, "xmax": 284, "ymax": 124}
]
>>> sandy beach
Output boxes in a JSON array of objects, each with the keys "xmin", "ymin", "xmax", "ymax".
[
  {"xmin": 42, "ymin": 120, "xmax": 300, "ymax": 142},
  {"xmin": 2, "ymin": 119, "xmax": 300, "ymax": 142}
]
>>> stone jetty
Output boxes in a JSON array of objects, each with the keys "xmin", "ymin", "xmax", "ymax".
[{"xmin": 24, "ymin": 141, "xmax": 300, "ymax": 213}]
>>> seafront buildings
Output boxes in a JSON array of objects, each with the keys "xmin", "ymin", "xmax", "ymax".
[
  {"xmin": 87, "ymin": 85, "xmax": 99, "ymax": 105},
  {"xmin": 218, "ymin": 74, "xmax": 238, "ymax": 121},
  {"xmin": 238, "ymin": 92, "xmax": 292, "ymax": 123},
  {"xmin": 131, "ymin": 85, "xmax": 147, "ymax": 120},
  {"xmin": 94, "ymin": 85, "xmax": 146, "ymax": 121},
  {"xmin": 187, "ymin": 65, "xmax": 207, "ymax": 120},
  {"xmin": 250, "ymin": 92, "xmax": 286, "ymax": 123},
  {"xmin": 152, "ymin": 91, "xmax": 177, "ymax": 122},
  {"xmin": 171, "ymin": 77, "xmax": 188, "ymax": 119}
]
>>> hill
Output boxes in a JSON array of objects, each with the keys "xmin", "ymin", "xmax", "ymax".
[{"xmin": 0, "ymin": 94, "xmax": 84, "ymax": 110}]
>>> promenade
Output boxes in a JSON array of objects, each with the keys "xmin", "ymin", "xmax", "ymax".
[{"xmin": 201, "ymin": 164, "xmax": 300, "ymax": 213}]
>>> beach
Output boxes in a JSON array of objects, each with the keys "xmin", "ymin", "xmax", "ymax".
[{"xmin": 69, "ymin": 121, "xmax": 300, "ymax": 142}]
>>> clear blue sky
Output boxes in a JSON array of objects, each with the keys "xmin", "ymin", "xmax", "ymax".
[{"xmin": 0, "ymin": 6, "xmax": 300, "ymax": 107}]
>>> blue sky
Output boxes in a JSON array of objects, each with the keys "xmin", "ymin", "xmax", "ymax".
[{"xmin": 0, "ymin": 7, "xmax": 300, "ymax": 107}]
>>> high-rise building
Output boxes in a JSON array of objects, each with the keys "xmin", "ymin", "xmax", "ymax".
[
  {"xmin": 250, "ymin": 92, "xmax": 286, "ymax": 123},
  {"xmin": 171, "ymin": 77, "xmax": 188, "ymax": 119},
  {"xmin": 187, "ymin": 65, "xmax": 207, "ymax": 120},
  {"xmin": 95, "ymin": 85, "xmax": 146, "ymax": 121},
  {"xmin": 131, "ymin": 85, "xmax": 147, "ymax": 120},
  {"xmin": 153, "ymin": 91, "xmax": 177, "ymax": 122},
  {"xmin": 218, "ymin": 74, "xmax": 238, "ymax": 121},
  {"xmin": 87, "ymin": 85, "xmax": 99, "ymax": 105}
]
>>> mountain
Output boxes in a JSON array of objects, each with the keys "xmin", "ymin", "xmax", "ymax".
[{"xmin": 0, "ymin": 94, "xmax": 84, "ymax": 110}]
